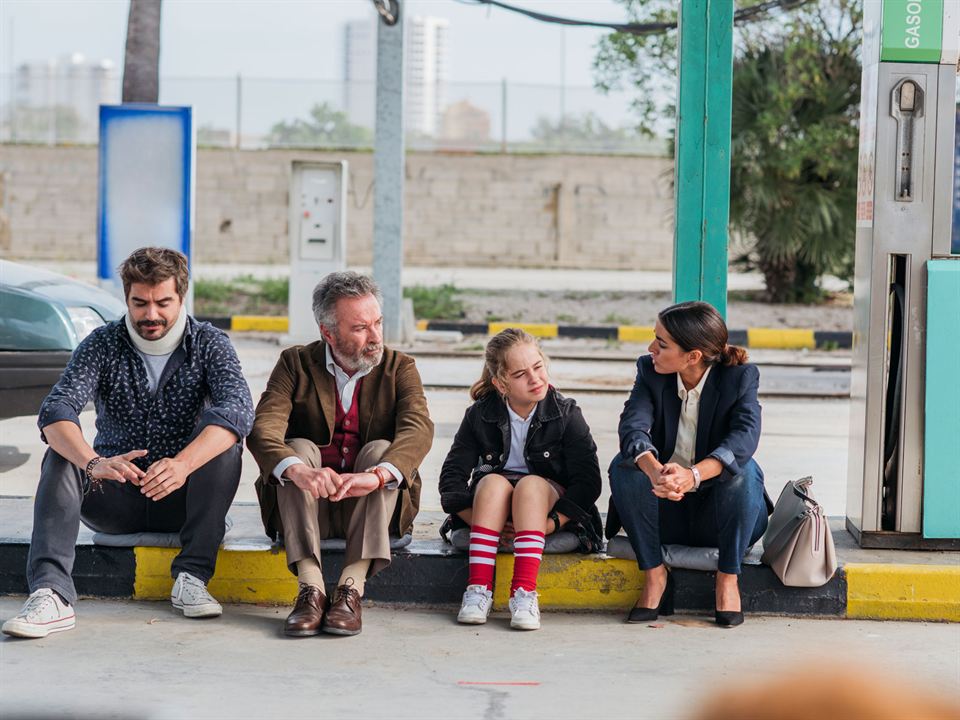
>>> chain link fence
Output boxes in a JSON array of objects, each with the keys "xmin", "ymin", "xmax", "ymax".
[{"xmin": 0, "ymin": 73, "xmax": 667, "ymax": 156}]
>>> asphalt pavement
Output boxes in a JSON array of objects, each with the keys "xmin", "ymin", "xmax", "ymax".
[{"xmin": 0, "ymin": 599, "xmax": 957, "ymax": 719}]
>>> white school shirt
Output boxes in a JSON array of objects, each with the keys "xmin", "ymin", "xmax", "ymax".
[
  {"xmin": 503, "ymin": 402, "xmax": 536, "ymax": 474},
  {"xmin": 637, "ymin": 366, "xmax": 712, "ymax": 492}
]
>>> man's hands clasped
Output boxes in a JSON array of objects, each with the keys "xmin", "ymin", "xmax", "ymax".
[
  {"xmin": 89, "ymin": 450, "xmax": 191, "ymax": 502},
  {"xmin": 283, "ymin": 464, "xmax": 382, "ymax": 502}
]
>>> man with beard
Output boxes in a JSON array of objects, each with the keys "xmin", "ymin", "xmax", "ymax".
[
  {"xmin": 248, "ymin": 272, "xmax": 433, "ymax": 637},
  {"xmin": 2, "ymin": 247, "xmax": 254, "ymax": 639}
]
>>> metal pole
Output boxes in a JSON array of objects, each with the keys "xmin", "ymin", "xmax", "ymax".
[
  {"xmin": 672, "ymin": 0, "xmax": 733, "ymax": 318},
  {"xmin": 559, "ymin": 28, "xmax": 566, "ymax": 151},
  {"xmin": 235, "ymin": 73, "xmax": 242, "ymax": 149},
  {"xmin": 372, "ymin": 5, "xmax": 405, "ymax": 343},
  {"xmin": 500, "ymin": 77, "xmax": 507, "ymax": 153}
]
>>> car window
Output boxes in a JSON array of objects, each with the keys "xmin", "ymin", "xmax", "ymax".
[{"xmin": 0, "ymin": 288, "xmax": 74, "ymax": 351}]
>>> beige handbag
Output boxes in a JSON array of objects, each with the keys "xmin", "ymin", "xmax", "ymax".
[{"xmin": 761, "ymin": 477, "xmax": 838, "ymax": 587}]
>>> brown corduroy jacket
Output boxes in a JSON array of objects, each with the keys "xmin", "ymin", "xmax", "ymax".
[{"xmin": 247, "ymin": 341, "xmax": 434, "ymax": 540}]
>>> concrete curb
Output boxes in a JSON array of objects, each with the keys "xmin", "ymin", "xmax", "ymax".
[
  {"xmin": 2, "ymin": 540, "xmax": 955, "ymax": 621},
  {"xmin": 198, "ymin": 316, "xmax": 852, "ymax": 350}
]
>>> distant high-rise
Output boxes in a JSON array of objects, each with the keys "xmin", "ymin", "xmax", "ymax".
[
  {"xmin": 343, "ymin": 18, "xmax": 378, "ymax": 130},
  {"xmin": 13, "ymin": 53, "xmax": 119, "ymax": 143},
  {"xmin": 342, "ymin": 15, "xmax": 449, "ymax": 137}
]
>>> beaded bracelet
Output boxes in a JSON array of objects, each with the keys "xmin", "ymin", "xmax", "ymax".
[{"xmin": 84, "ymin": 456, "xmax": 105, "ymax": 493}]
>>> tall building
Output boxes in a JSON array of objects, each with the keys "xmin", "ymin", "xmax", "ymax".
[
  {"xmin": 13, "ymin": 53, "xmax": 118, "ymax": 143},
  {"xmin": 405, "ymin": 16, "xmax": 448, "ymax": 137},
  {"xmin": 342, "ymin": 15, "xmax": 449, "ymax": 137},
  {"xmin": 343, "ymin": 18, "xmax": 378, "ymax": 130}
]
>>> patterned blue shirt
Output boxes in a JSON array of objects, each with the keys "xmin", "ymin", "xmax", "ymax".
[{"xmin": 38, "ymin": 316, "xmax": 254, "ymax": 468}]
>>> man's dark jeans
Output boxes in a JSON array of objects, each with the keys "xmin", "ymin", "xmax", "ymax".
[
  {"xmin": 608, "ymin": 453, "xmax": 768, "ymax": 575},
  {"xmin": 27, "ymin": 444, "xmax": 242, "ymax": 605}
]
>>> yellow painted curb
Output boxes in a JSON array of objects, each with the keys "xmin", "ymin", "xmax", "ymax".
[
  {"xmin": 134, "ymin": 547, "xmax": 297, "ymax": 604},
  {"xmin": 618, "ymin": 326, "xmax": 655, "ymax": 343},
  {"xmin": 488, "ymin": 322, "xmax": 559, "ymax": 339},
  {"xmin": 492, "ymin": 554, "xmax": 644, "ymax": 610},
  {"xmin": 747, "ymin": 328, "xmax": 816, "ymax": 349},
  {"xmin": 846, "ymin": 563, "xmax": 960, "ymax": 622},
  {"xmin": 231, "ymin": 316, "xmax": 289, "ymax": 333}
]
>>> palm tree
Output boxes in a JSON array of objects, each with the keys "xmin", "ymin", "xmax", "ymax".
[
  {"xmin": 728, "ymin": 6, "xmax": 861, "ymax": 302},
  {"xmin": 122, "ymin": 0, "xmax": 162, "ymax": 103}
]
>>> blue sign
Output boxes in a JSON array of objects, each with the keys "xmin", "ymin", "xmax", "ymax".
[{"xmin": 97, "ymin": 104, "xmax": 194, "ymax": 297}]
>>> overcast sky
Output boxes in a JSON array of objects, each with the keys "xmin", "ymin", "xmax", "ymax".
[{"xmin": 0, "ymin": 0, "xmax": 630, "ymax": 87}]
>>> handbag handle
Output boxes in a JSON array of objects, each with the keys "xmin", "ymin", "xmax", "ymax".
[{"xmin": 790, "ymin": 477, "xmax": 820, "ymax": 509}]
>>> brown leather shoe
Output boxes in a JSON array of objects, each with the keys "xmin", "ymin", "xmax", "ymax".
[
  {"xmin": 321, "ymin": 582, "xmax": 362, "ymax": 636},
  {"xmin": 284, "ymin": 584, "xmax": 328, "ymax": 637}
]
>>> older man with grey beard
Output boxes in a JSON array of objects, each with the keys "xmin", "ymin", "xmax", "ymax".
[{"xmin": 247, "ymin": 272, "xmax": 433, "ymax": 638}]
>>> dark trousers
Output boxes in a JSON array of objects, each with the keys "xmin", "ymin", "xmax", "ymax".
[
  {"xmin": 608, "ymin": 453, "xmax": 768, "ymax": 575},
  {"xmin": 27, "ymin": 444, "xmax": 242, "ymax": 604}
]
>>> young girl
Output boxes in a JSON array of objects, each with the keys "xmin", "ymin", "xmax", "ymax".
[{"xmin": 439, "ymin": 329, "xmax": 602, "ymax": 630}]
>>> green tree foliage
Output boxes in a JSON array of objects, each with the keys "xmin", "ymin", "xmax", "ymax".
[
  {"xmin": 267, "ymin": 102, "xmax": 374, "ymax": 148},
  {"xmin": 529, "ymin": 112, "xmax": 649, "ymax": 153},
  {"xmin": 594, "ymin": 0, "xmax": 862, "ymax": 302}
]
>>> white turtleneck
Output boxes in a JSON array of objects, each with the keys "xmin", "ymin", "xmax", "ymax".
[{"xmin": 125, "ymin": 308, "xmax": 188, "ymax": 393}]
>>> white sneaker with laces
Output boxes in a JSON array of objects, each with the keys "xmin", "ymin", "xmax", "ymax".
[
  {"xmin": 509, "ymin": 587, "xmax": 541, "ymax": 630},
  {"xmin": 457, "ymin": 584, "xmax": 494, "ymax": 625},
  {"xmin": 2, "ymin": 588, "xmax": 76, "ymax": 639},
  {"xmin": 171, "ymin": 572, "xmax": 222, "ymax": 618}
]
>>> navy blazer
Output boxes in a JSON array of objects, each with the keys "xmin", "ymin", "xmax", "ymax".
[{"xmin": 608, "ymin": 355, "xmax": 764, "ymax": 537}]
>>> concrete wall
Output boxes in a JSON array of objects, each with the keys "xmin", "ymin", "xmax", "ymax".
[{"xmin": 0, "ymin": 145, "xmax": 674, "ymax": 269}]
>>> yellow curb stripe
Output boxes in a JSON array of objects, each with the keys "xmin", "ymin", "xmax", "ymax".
[
  {"xmin": 416, "ymin": 319, "xmax": 429, "ymax": 331},
  {"xmin": 493, "ymin": 554, "xmax": 644, "ymax": 610},
  {"xmin": 488, "ymin": 322, "xmax": 559, "ymax": 339},
  {"xmin": 846, "ymin": 563, "xmax": 960, "ymax": 622},
  {"xmin": 231, "ymin": 316, "xmax": 289, "ymax": 333},
  {"xmin": 747, "ymin": 328, "xmax": 816, "ymax": 349},
  {"xmin": 618, "ymin": 326, "xmax": 655, "ymax": 343},
  {"xmin": 134, "ymin": 547, "xmax": 297, "ymax": 604}
]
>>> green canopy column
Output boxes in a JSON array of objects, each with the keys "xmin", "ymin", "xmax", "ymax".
[{"xmin": 672, "ymin": 0, "xmax": 734, "ymax": 318}]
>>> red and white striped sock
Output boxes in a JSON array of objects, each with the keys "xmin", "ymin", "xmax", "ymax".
[
  {"xmin": 511, "ymin": 530, "xmax": 546, "ymax": 595},
  {"xmin": 467, "ymin": 525, "xmax": 500, "ymax": 590}
]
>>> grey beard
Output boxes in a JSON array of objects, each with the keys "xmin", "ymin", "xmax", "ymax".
[{"xmin": 335, "ymin": 345, "xmax": 383, "ymax": 373}]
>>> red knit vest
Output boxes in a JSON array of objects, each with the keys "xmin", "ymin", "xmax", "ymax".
[{"xmin": 320, "ymin": 378, "xmax": 363, "ymax": 473}]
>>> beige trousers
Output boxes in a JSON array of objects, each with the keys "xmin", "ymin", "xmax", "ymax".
[{"xmin": 276, "ymin": 438, "xmax": 399, "ymax": 579}]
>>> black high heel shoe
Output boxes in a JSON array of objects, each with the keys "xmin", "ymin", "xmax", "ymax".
[
  {"xmin": 715, "ymin": 576, "xmax": 745, "ymax": 627},
  {"xmin": 627, "ymin": 571, "xmax": 674, "ymax": 623},
  {"xmin": 715, "ymin": 583, "xmax": 744, "ymax": 627},
  {"xmin": 715, "ymin": 609, "xmax": 744, "ymax": 628}
]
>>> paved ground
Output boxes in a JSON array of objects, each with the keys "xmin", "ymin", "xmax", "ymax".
[
  {"xmin": 0, "ymin": 599, "xmax": 957, "ymax": 719},
  {"xmin": 0, "ymin": 336, "xmax": 851, "ymax": 516}
]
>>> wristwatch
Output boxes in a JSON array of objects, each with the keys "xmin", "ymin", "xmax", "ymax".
[
  {"xmin": 548, "ymin": 510, "xmax": 561, "ymax": 533},
  {"xmin": 691, "ymin": 466, "xmax": 702, "ymax": 491}
]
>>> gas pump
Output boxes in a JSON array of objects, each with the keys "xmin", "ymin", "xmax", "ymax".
[
  {"xmin": 847, "ymin": 0, "xmax": 960, "ymax": 548},
  {"xmin": 286, "ymin": 161, "xmax": 348, "ymax": 344}
]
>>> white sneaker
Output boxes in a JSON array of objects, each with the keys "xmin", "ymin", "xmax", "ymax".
[
  {"xmin": 171, "ymin": 572, "xmax": 222, "ymax": 618},
  {"xmin": 509, "ymin": 587, "xmax": 541, "ymax": 630},
  {"xmin": 2, "ymin": 588, "xmax": 76, "ymax": 639},
  {"xmin": 457, "ymin": 584, "xmax": 494, "ymax": 625}
]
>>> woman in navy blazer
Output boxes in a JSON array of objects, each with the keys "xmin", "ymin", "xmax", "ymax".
[{"xmin": 608, "ymin": 301, "xmax": 770, "ymax": 628}]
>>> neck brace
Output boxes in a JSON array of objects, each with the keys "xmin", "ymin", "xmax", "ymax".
[{"xmin": 125, "ymin": 307, "xmax": 187, "ymax": 356}]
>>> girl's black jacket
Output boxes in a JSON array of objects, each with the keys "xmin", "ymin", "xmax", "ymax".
[{"xmin": 438, "ymin": 386, "xmax": 602, "ymax": 527}]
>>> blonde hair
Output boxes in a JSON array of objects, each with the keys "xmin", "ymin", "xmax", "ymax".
[{"xmin": 469, "ymin": 328, "xmax": 546, "ymax": 401}]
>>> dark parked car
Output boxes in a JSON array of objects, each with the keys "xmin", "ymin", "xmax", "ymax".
[{"xmin": 0, "ymin": 261, "xmax": 125, "ymax": 419}]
